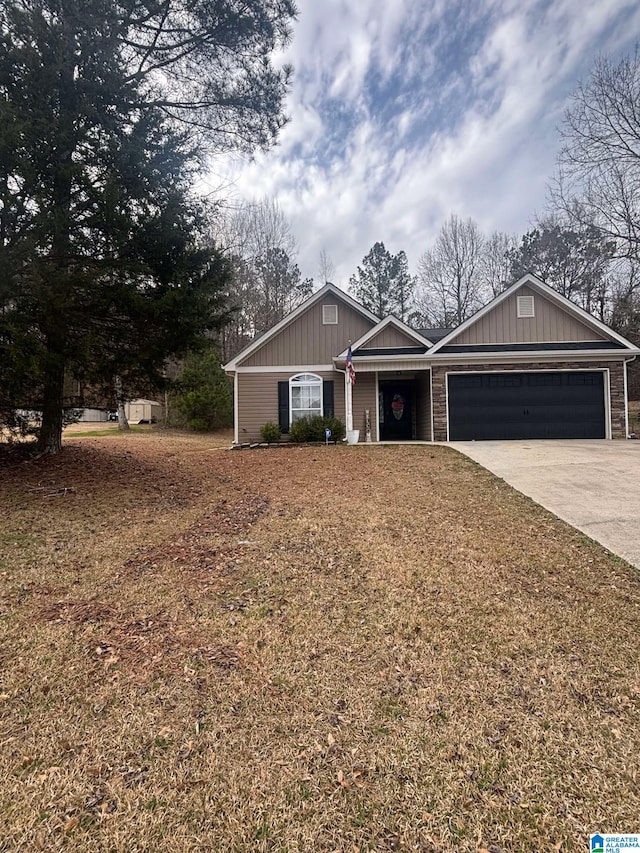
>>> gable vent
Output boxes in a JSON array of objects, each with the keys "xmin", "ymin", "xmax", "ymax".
[
  {"xmin": 517, "ymin": 295, "xmax": 535, "ymax": 318},
  {"xmin": 322, "ymin": 304, "xmax": 338, "ymax": 325}
]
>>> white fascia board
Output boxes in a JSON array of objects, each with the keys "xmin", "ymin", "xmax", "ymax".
[
  {"xmin": 222, "ymin": 282, "xmax": 379, "ymax": 371},
  {"xmin": 332, "ymin": 356, "xmax": 431, "ymax": 374},
  {"xmin": 235, "ymin": 364, "xmax": 336, "ymax": 374},
  {"xmin": 428, "ymin": 273, "xmax": 638, "ymax": 354},
  {"xmin": 336, "ymin": 315, "xmax": 434, "ymax": 357},
  {"xmin": 333, "ymin": 353, "xmax": 430, "ymax": 365},
  {"xmin": 429, "ymin": 349, "xmax": 638, "ymax": 363},
  {"xmin": 345, "ymin": 362, "xmax": 425, "ymax": 373}
]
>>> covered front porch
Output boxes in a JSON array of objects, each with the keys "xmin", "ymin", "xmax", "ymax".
[{"xmin": 344, "ymin": 367, "xmax": 432, "ymax": 442}]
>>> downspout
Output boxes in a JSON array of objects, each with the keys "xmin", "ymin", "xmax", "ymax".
[{"xmin": 233, "ymin": 371, "xmax": 239, "ymax": 445}]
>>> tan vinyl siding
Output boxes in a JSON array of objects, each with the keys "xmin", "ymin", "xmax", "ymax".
[
  {"xmin": 453, "ymin": 285, "xmax": 607, "ymax": 345},
  {"xmin": 415, "ymin": 370, "xmax": 432, "ymax": 440},
  {"xmin": 352, "ymin": 373, "xmax": 377, "ymax": 440},
  {"xmin": 361, "ymin": 325, "xmax": 421, "ymax": 349},
  {"xmin": 243, "ymin": 296, "xmax": 375, "ymax": 367},
  {"xmin": 237, "ymin": 371, "xmax": 345, "ymax": 442}
]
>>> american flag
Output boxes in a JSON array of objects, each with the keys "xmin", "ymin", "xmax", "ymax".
[{"xmin": 346, "ymin": 345, "xmax": 356, "ymax": 385}]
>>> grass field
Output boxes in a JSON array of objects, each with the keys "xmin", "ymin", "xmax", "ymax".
[{"xmin": 0, "ymin": 432, "xmax": 638, "ymax": 852}]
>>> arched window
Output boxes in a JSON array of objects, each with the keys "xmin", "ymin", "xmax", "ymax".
[{"xmin": 289, "ymin": 373, "xmax": 323, "ymax": 422}]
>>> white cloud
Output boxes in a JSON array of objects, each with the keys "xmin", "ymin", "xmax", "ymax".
[{"xmin": 208, "ymin": 0, "xmax": 640, "ymax": 287}]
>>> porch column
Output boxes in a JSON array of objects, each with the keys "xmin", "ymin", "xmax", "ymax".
[{"xmin": 345, "ymin": 369, "xmax": 353, "ymax": 431}]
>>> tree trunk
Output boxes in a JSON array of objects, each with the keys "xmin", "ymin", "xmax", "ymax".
[
  {"xmin": 37, "ymin": 354, "xmax": 65, "ymax": 454},
  {"xmin": 114, "ymin": 375, "xmax": 130, "ymax": 430},
  {"xmin": 37, "ymin": 20, "xmax": 76, "ymax": 455}
]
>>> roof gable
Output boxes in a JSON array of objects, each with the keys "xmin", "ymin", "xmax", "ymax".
[
  {"xmin": 223, "ymin": 283, "xmax": 379, "ymax": 370},
  {"xmin": 429, "ymin": 274, "xmax": 638, "ymax": 354},
  {"xmin": 338, "ymin": 316, "xmax": 433, "ymax": 358}
]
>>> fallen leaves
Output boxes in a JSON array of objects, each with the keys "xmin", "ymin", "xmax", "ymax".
[
  {"xmin": 62, "ymin": 816, "xmax": 79, "ymax": 834},
  {"xmin": 1, "ymin": 435, "xmax": 639, "ymax": 852},
  {"xmin": 194, "ymin": 643, "xmax": 242, "ymax": 670}
]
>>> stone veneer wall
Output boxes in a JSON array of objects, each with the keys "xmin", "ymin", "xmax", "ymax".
[{"xmin": 431, "ymin": 361, "xmax": 627, "ymax": 441}]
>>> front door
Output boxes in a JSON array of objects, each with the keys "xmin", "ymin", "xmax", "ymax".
[{"xmin": 380, "ymin": 384, "xmax": 413, "ymax": 440}]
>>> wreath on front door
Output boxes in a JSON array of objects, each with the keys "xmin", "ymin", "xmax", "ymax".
[{"xmin": 391, "ymin": 394, "xmax": 405, "ymax": 421}]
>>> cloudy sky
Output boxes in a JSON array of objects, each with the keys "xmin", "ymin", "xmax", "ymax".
[{"xmin": 210, "ymin": 0, "xmax": 640, "ymax": 287}]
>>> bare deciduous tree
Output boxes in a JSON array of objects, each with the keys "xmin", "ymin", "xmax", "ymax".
[
  {"xmin": 480, "ymin": 231, "xmax": 518, "ymax": 296},
  {"xmin": 552, "ymin": 46, "xmax": 640, "ymax": 261},
  {"xmin": 318, "ymin": 249, "xmax": 336, "ymax": 284},
  {"xmin": 219, "ymin": 198, "xmax": 311, "ymax": 356},
  {"xmin": 230, "ymin": 198, "xmax": 298, "ymax": 265},
  {"xmin": 415, "ymin": 215, "xmax": 486, "ymax": 327}
]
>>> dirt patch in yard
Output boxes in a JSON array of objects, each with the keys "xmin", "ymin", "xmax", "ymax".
[{"xmin": 0, "ymin": 434, "xmax": 638, "ymax": 852}]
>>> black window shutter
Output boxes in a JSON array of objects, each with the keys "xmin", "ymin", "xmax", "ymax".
[
  {"xmin": 278, "ymin": 381, "xmax": 289, "ymax": 433},
  {"xmin": 323, "ymin": 380, "xmax": 334, "ymax": 418}
]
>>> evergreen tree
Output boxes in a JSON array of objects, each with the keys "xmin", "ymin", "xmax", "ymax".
[
  {"xmin": 349, "ymin": 242, "xmax": 415, "ymax": 320},
  {"xmin": 254, "ymin": 247, "xmax": 312, "ymax": 331},
  {"xmin": 508, "ymin": 220, "xmax": 615, "ymax": 319},
  {"xmin": 169, "ymin": 348, "xmax": 233, "ymax": 432},
  {"xmin": 0, "ymin": 0, "xmax": 296, "ymax": 453},
  {"xmin": 391, "ymin": 250, "xmax": 415, "ymax": 323}
]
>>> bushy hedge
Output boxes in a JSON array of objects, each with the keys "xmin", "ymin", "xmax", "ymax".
[
  {"xmin": 289, "ymin": 415, "xmax": 345, "ymax": 443},
  {"xmin": 260, "ymin": 422, "xmax": 281, "ymax": 443}
]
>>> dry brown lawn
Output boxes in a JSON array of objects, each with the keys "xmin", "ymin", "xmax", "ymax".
[{"xmin": 0, "ymin": 431, "xmax": 638, "ymax": 852}]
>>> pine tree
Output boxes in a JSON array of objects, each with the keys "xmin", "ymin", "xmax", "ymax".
[
  {"xmin": 349, "ymin": 242, "xmax": 415, "ymax": 320},
  {"xmin": 0, "ymin": 0, "xmax": 296, "ymax": 453}
]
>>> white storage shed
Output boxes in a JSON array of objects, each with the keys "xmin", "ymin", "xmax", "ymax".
[{"xmin": 124, "ymin": 399, "xmax": 163, "ymax": 423}]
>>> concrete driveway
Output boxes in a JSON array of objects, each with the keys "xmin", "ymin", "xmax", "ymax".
[{"xmin": 451, "ymin": 440, "xmax": 640, "ymax": 569}]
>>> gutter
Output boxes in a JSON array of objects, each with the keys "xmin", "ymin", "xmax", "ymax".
[{"xmin": 332, "ymin": 350, "xmax": 640, "ymax": 371}]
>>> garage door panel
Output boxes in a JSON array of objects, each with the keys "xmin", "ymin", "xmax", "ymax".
[{"xmin": 448, "ymin": 371, "xmax": 606, "ymax": 440}]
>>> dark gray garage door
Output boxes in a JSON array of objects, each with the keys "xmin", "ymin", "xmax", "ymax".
[{"xmin": 448, "ymin": 371, "xmax": 606, "ymax": 440}]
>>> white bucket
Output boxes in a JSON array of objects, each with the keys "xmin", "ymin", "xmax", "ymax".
[{"xmin": 346, "ymin": 429, "xmax": 360, "ymax": 444}]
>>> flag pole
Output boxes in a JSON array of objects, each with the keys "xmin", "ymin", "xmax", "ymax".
[{"xmin": 345, "ymin": 340, "xmax": 354, "ymax": 432}]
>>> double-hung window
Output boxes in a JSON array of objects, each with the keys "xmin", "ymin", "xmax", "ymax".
[{"xmin": 290, "ymin": 373, "xmax": 323, "ymax": 422}]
